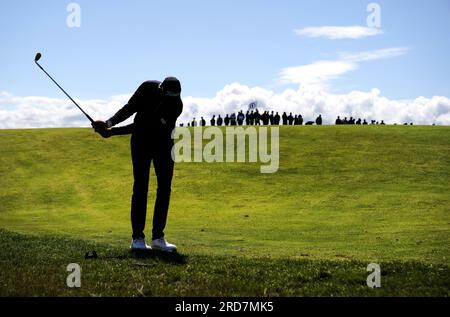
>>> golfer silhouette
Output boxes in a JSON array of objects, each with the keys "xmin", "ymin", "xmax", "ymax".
[{"xmin": 92, "ymin": 77, "xmax": 183, "ymax": 252}]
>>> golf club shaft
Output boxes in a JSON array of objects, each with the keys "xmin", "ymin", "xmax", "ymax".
[{"xmin": 35, "ymin": 61, "xmax": 94, "ymax": 123}]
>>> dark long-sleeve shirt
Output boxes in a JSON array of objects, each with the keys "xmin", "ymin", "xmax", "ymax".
[{"xmin": 107, "ymin": 80, "xmax": 183, "ymax": 138}]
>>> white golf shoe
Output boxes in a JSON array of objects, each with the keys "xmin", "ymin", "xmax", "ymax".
[
  {"xmin": 151, "ymin": 238, "xmax": 177, "ymax": 252},
  {"xmin": 130, "ymin": 238, "xmax": 152, "ymax": 251}
]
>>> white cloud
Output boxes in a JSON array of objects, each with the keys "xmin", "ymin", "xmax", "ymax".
[
  {"xmin": 341, "ymin": 47, "xmax": 410, "ymax": 62},
  {"xmin": 1, "ymin": 85, "xmax": 450, "ymax": 129},
  {"xmin": 279, "ymin": 47, "xmax": 408, "ymax": 88},
  {"xmin": 279, "ymin": 61, "xmax": 357, "ymax": 87},
  {"xmin": 295, "ymin": 26, "xmax": 383, "ymax": 40},
  {"xmin": 0, "ymin": 92, "xmax": 132, "ymax": 129},
  {"xmin": 181, "ymin": 84, "xmax": 450, "ymax": 126}
]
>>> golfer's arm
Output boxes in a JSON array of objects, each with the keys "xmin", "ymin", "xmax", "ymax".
[
  {"xmin": 106, "ymin": 83, "xmax": 148, "ymax": 127},
  {"xmin": 111, "ymin": 124, "xmax": 135, "ymax": 136},
  {"xmin": 106, "ymin": 103, "xmax": 137, "ymax": 128}
]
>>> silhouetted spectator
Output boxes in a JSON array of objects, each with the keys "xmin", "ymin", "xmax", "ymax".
[
  {"xmin": 192, "ymin": 118, "xmax": 198, "ymax": 127},
  {"xmin": 210, "ymin": 115, "xmax": 216, "ymax": 126},
  {"xmin": 380, "ymin": 120, "xmax": 385, "ymax": 125},
  {"xmin": 254, "ymin": 110, "xmax": 261, "ymax": 125},
  {"xmin": 335, "ymin": 116, "xmax": 342, "ymax": 125},
  {"xmin": 343, "ymin": 117, "xmax": 348, "ymax": 124},
  {"xmin": 356, "ymin": 118, "xmax": 362, "ymax": 125},
  {"xmin": 282, "ymin": 112, "xmax": 288, "ymax": 125},
  {"xmin": 363, "ymin": 119, "xmax": 368, "ymax": 125},
  {"xmin": 237, "ymin": 111, "xmax": 245, "ymax": 126},
  {"xmin": 249, "ymin": 111, "xmax": 254, "ymax": 125},
  {"xmin": 263, "ymin": 111, "xmax": 271, "ymax": 125},
  {"xmin": 275, "ymin": 112, "xmax": 281, "ymax": 125},
  {"xmin": 224, "ymin": 114, "xmax": 230, "ymax": 126},
  {"xmin": 294, "ymin": 115, "xmax": 299, "ymax": 125},
  {"xmin": 245, "ymin": 111, "xmax": 250, "ymax": 126},
  {"xmin": 298, "ymin": 114, "xmax": 303, "ymax": 126},
  {"xmin": 288, "ymin": 113, "xmax": 294, "ymax": 125},
  {"xmin": 200, "ymin": 117, "xmax": 206, "ymax": 127},
  {"xmin": 269, "ymin": 111, "xmax": 275, "ymax": 125},
  {"xmin": 260, "ymin": 111, "xmax": 265, "ymax": 125},
  {"xmin": 230, "ymin": 113, "xmax": 237, "ymax": 126},
  {"xmin": 217, "ymin": 115, "xmax": 223, "ymax": 126},
  {"xmin": 316, "ymin": 114, "xmax": 323, "ymax": 126}
]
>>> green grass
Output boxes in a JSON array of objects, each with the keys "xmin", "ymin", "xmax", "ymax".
[
  {"xmin": 1, "ymin": 229, "xmax": 449, "ymax": 297},
  {"xmin": 0, "ymin": 126, "xmax": 449, "ymax": 296}
]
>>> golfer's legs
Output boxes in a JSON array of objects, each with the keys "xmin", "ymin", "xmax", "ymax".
[
  {"xmin": 131, "ymin": 138, "xmax": 151, "ymax": 239},
  {"xmin": 152, "ymin": 149, "xmax": 175, "ymax": 240}
]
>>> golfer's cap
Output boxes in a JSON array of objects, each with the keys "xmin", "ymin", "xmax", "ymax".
[{"xmin": 161, "ymin": 77, "xmax": 181, "ymax": 96}]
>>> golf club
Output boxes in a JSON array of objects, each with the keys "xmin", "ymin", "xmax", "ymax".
[{"xmin": 34, "ymin": 52, "xmax": 94, "ymax": 123}]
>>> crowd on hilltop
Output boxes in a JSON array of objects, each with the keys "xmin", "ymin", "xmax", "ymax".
[
  {"xmin": 180, "ymin": 110, "xmax": 323, "ymax": 127},
  {"xmin": 335, "ymin": 117, "xmax": 414, "ymax": 125},
  {"xmin": 179, "ymin": 109, "xmax": 411, "ymax": 127},
  {"xmin": 335, "ymin": 116, "xmax": 385, "ymax": 125}
]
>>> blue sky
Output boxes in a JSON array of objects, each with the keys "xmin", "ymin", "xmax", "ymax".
[
  {"xmin": 1, "ymin": 0, "xmax": 450, "ymax": 100},
  {"xmin": 1, "ymin": 0, "xmax": 450, "ymax": 128}
]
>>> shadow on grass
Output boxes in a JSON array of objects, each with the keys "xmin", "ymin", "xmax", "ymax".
[
  {"xmin": 98, "ymin": 249, "xmax": 189, "ymax": 265},
  {"xmin": 133, "ymin": 249, "xmax": 189, "ymax": 265}
]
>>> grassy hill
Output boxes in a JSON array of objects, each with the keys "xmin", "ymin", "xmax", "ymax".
[{"xmin": 0, "ymin": 126, "xmax": 449, "ymax": 296}]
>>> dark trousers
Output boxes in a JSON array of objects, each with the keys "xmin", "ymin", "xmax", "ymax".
[{"xmin": 130, "ymin": 134, "xmax": 174, "ymax": 240}]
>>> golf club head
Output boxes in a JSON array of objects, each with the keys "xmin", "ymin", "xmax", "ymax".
[{"xmin": 35, "ymin": 53, "xmax": 42, "ymax": 62}]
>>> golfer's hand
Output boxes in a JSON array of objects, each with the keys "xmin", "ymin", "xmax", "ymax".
[
  {"xmin": 92, "ymin": 120, "xmax": 107, "ymax": 131},
  {"xmin": 92, "ymin": 121, "xmax": 112, "ymax": 138}
]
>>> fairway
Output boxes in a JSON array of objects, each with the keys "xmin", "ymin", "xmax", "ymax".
[{"xmin": 0, "ymin": 126, "xmax": 449, "ymax": 296}]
